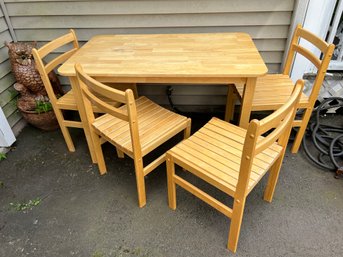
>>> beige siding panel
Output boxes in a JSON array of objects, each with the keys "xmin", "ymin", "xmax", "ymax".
[
  {"xmin": 0, "ymin": 4, "xmax": 20, "ymax": 129},
  {"xmin": 0, "ymin": 46, "xmax": 10, "ymax": 63},
  {"xmin": 139, "ymin": 84, "xmax": 227, "ymax": 96},
  {"xmin": 254, "ymin": 39, "xmax": 287, "ymax": 51},
  {"xmin": 6, "ymin": 0, "xmax": 294, "ymax": 15},
  {"xmin": 0, "ymin": 85, "xmax": 17, "ymax": 107},
  {"xmin": 11, "ymin": 12, "xmax": 292, "ymax": 29},
  {"xmin": 0, "ymin": 73, "xmax": 15, "ymax": 94},
  {"xmin": 0, "ymin": 30, "xmax": 13, "ymax": 44},
  {"xmin": 148, "ymin": 94, "xmax": 227, "ymax": 106},
  {"xmin": 260, "ymin": 52, "xmax": 284, "ymax": 64},
  {"xmin": 0, "ymin": 17, "xmax": 8, "ymax": 33},
  {"xmin": 6, "ymin": 109, "xmax": 21, "ymax": 127},
  {"xmin": 15, "ymin": 26, "xmax": 290, "ymax": 41},
  {"xmin": 266, "ymin": 64, "xmax": 281, "ymax": 73},
  {"xmin": 4, "ymin": 0, "xmax": 294, "ymax": 110},
  {"xmin": 0, "ymin": 60, "xmax": 11, "ymax": 79},
  {"xmin": 2, "ymin": 97, "xmax": 17, "ymax": 117}
]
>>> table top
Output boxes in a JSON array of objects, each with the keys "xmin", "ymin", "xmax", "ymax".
[{"xmin": 58, "ymin": 33, "xmax": 268, "ymax": 82}]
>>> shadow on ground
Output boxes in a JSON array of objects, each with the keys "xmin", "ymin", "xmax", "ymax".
[{"xmin": 0, "ymin": 113, "xmax": 342, "ymax": 257}]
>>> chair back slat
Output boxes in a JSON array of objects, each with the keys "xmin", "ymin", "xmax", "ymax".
[
  {"xmin": 38, "ymin": 30, "xmax": 77, "ymax": 58},
  {"xmin": 82, "ymin": 85, "xmax": 129, "ymax": 121},
  {"xmin": 75, "ymin": 63, "xmax": 129, "ymax": 121},
  {"xmin": 254, "ymin": 80, "xmax": 304, "ymax": 155},
  {"xmin": 32, "ymin": 29, "xmax": 79, "ymax": 105},
  {"xmin": 292, "ymin": 44, "xmax": 321, "ymax": 69},
  {"xmin": 255, "ymin": 111, "xmax": 293, "ymax": 155},
  {"xmin": 296, "ymin": 27, "xmax": 330, "ymax": 54},
  {"xmin": 45, "ymin": 48, "xmax": 78, "ymax": 74},
  {"xmin": 32, "ymin": 48, "xmax": 57, "ymax": 105},
  {"xmin": 235, "ymin": 80, "xmax": 304, "ymax": 197},
  {"xmin": 283, "ymin": 24, "xmax": 334, "ymax": 77},
  {"xmin": 307, "ymin": 43, "xmax": 335, "ymax": 104},
  {"xmin": 257, "ymin": 80, "xmax": 304, "ymax": 135}
]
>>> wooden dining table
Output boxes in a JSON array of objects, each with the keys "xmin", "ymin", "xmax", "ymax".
[{"xmin": 58, "ymin": 32, "xmax": 267, "ymax": 133}]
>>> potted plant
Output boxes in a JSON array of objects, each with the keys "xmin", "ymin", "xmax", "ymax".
[{"xmin": 18, "ymin": 99, "xmax": 59, "ymax": 131}]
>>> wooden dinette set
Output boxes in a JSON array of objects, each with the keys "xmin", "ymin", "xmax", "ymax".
[{"xmin": 31, "ymin": 25, "xmax": 334, "ymax": 253}]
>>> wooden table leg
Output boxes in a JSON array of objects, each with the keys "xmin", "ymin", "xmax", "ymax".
[
  {"xmin": 239, "ymin": 77, "xmax": 257, "ymax": 129},
  {"xmin": 69, "ymin": 76, "xmax": 97, "ymax": 163}
]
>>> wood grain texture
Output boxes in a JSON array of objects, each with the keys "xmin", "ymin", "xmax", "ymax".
[
  {"xmin": 166, "ymin": 81, "xmax": 303, "ymax": 252},
  {"xmin": 59, "ymin": 32, "xmax": 267, "ymax": 127},
  {"xmin": 230, "ymin": 25, "xmax": 335, "ymax": 153},
  {"xmin": 75, "ymin": 63, "xmax": 191, "ymax": 207},
  {"xmin": 59, "ymin": 33, "xmax": 267, "ymax": 79}
]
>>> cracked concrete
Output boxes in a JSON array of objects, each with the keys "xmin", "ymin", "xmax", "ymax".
[{"xmin": 0, "ymin": 114, "xmax": 342, "ymax": 257}]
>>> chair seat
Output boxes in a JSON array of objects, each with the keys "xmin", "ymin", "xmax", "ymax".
[
  {"xmin": 235, "ymin": 74, "xmax": 309, "ymax": 111},
  {"xmin": 56, "ymin": 89, "xmax": 121, "ymax": 111},
  {"xmin": 93, "ymin": 96, "xmax": 188, "ymax": 157},
  {"xmin": 56, "ymin": 90, "xmax": 78, "ymax": 110},
  {"xmin": 168, "ymin": 117, "xmax": 283, "ymax": 196}
]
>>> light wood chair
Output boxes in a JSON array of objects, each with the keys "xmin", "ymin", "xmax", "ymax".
[
  {"xmin": 75, "ymin": 63, "xmax": 191, "ymax": 208},
  {"xmin": 32, "ymin": 30, "xmax": 137, "ymax": 162},
  {"xmin": 226, "ymin": 24, "xmax": 334, "ymax": 153},
  {"xmin": 166, "ymin": 80, "xmax": 304, "ymax": 252},
  {"xmin": 32, "ymin": 30, "xmax": 81, "ymax": 153}
]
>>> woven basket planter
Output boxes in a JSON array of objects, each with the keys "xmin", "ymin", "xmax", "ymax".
[{"xmin": 18, "ymin": 107, "xmax": 59, "ymax": 131}]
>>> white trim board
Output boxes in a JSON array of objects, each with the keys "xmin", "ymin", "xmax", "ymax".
[{"xmin": 0, "ymin": 107, "xmax": 16, "ymax": 147}]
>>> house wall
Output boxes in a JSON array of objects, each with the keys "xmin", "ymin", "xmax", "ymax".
[
  {"xmin": 0, "ymin": 3, "xmax": 20, "ymax": 130},
  {"xmin": 1, "ymin": 0, "xmax": 295, "ymax": 116}
]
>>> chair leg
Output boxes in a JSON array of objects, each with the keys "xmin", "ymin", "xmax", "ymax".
[
  {"xmin": 228, "ymin": 197, "xmax": 246, "ymax": 253},
  {"xmin": 263, "ymin": 156, "xmax": 283, "ymax": 202},
  {"xmin": 91, "ymin": 132, "xmax": 107, "ymax": 175},
  {"xmin": 133, "ymin": 157, "xmax": 146, "ymax": 208},
  {"xmin": 225, "ymin": 86, "xmax": 236, "ymax": 122},
  {"xmin": 291, "ymin": 108, "xmax": 312, "ymax": 153},
  {"xmin": 166, "ymin": 153, "xmax": 177, "ymax": 210},
  {"xmin": 184, "ymin": 119, "xmax": 191, "ymax": 139},
  {"xmin": 116, "ymin": 148, "xmax": 125, "ymax": 158},
  {"xmin": 131, "ymin": 83, "xmax": 139, "ymax": 99},
  {"xmin": 55, "ymin": 109, "xmax": 76, "ymax": 152}
]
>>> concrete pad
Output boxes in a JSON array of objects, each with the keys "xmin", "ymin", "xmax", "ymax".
[{"xmin": 0, "ymin": 116, "xmax": 342, "ymax": 257}]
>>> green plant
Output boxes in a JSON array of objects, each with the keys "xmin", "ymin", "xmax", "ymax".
[
  {"xmin": 92, "ymin": 251, "xmax": 105, "ymax": 257},
  {"xmin": 10, "ymin": 197, "xmax": 42, "ymax": 211},
  {"xmin": 35, "ymin": 100, "xmax": 53, "ymax": 114},
  {"xmin": 0, "ymin": 153, "xmax": 6, "ymax": 160}
]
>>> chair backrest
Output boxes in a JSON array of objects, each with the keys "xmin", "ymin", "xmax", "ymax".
[
  {"xmin": 32, "ymin": 29, "xmax": 79, "ymax": 104},
  {"xmin": 236, "ymin": 80, "xmax": 304, "ymax": 196},
  {"xmin": 74, "ymin": 63, "xmax": 141, "ymax": 153},
  {"xmin": 283, "ymin": 24, "xmax": 335, "ymax": 104}
]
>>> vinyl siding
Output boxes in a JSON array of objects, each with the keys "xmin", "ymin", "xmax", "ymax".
[
  {"xmin": 0, "ymin": 7, "xmax": 20, "ymax": 128},
  {"xmin": 1, "ymin": 0, "xmax": 295, "ymax": 112}
]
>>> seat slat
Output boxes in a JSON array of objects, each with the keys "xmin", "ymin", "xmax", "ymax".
[
  {"xmin": 93, "ymin": 96, "xmax": 152, "ymax": 132},
  {"xmin": 211, "ymin": 118, "xmax": 283, "ymax": 155},
  {"xmin": 178, "ymin": 139, "xmax": 260, "ymax": 182},
  {"xmin": 56, "ymin": 90, "xmax": 78, "ymax": 110},
  {"xmin": 117, "ymin": 110, "xmax": 175, "ymax": 147},
  {"xmin": 168, "ymin": 117, "xmax": 283, "ymax": 195},
  {"xmin": 114, "ymin": 105, "xmax": 170, "ymax": 145},
  {"xmin": 106, "ymin": 101, "xmax": 168, "ymax": 144},
  {"xmin": 92, "ymin": 96, "xmax": 187, "ymax": 155},
  {"xmin": 171, "ymin": 147, "xmax": 238, "ymax": 195},
  {"xmin": 203, "ymin": 124, "xmax": 279, "ymax": 162},
  {"xmin": 235, "ymin": 74, "xmax": 309, "ymax": 110},
  {"xmin": 190, "ymin": 134, "xmax": 267, "ymax": 176}
]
